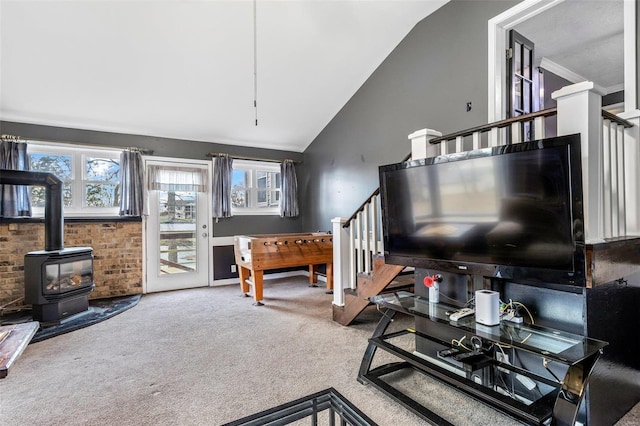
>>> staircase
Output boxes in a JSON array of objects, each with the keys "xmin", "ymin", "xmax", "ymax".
[
  {"xmin": 331, "ymin": 81, "xmax": 639, "ymax": 326},
  {"xmin": 332, "ymin": 254, "xmax": 413, "ymax": 326}
]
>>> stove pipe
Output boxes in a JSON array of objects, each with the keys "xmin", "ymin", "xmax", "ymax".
[{"xmin": 0, "ymin": 169, "xmax": 64, "ymax": 251}]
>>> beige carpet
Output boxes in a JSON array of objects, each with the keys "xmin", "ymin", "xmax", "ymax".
[{"xmin": 0, "ymin": 276, "xmax": 638, "ymax": 425}]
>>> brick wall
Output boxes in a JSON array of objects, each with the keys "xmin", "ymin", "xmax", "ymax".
[{"xmin": 0, "ymin": 221, "xmax": 143, "ymax": 307}]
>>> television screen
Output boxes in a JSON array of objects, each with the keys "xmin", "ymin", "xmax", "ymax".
[{"xmin": 379, "ymin": 134, "xmax": 585, "ymax": 285}]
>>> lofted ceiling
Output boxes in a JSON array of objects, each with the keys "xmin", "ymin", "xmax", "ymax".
[
  {"xmin": 0, "ymin": 0, "xmax": 448, "ymax": 152},
  {"xmin": 514, "ymin": 0, "xmax": 624, "ymax": 94}
]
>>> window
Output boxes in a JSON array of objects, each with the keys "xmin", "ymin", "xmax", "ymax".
[
  {"xmin": 27, "ymin": 143, "xmax": 121, "ymax": 216},
  {"xmin": 231, "ymin": 159, "xmax": 281, "ymax": 215}
]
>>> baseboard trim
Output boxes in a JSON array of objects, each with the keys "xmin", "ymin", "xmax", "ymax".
[{"xmin": 211, "ymin": 270, "xmax": 327, "ymax": 287}]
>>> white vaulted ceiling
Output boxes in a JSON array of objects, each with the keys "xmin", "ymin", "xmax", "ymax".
[{"xmin": 0, "ymin": 0, "xmax": 448, "ymax": 152}]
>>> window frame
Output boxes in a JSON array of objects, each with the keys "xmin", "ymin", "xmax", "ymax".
[
  {"xmin": 230, "ymin": 159, "xmax": 281, "ymax": 216},
  {"xmin": 27, "ymin": 142, "xmax": 122, "ymax": 217}
]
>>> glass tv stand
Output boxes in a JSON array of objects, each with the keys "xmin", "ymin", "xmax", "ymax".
[{"xmin": 358, "ymin": 291, "xmax": 607, "ymax": 426}]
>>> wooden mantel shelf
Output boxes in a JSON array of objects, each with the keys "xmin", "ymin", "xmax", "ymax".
[{"xmin": 586, "ymin": 237, "xmax": 640, "ymax": 288}]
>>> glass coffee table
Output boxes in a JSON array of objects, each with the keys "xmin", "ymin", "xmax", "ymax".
[{"xmin": 222, "ymin": 387, "xmax": 377, "ymax": 426}]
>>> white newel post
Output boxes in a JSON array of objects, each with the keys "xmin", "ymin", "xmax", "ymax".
[
  {"xmin": 332, "ymin": 217, "xmax": 350, "ymax": 306},
  {"xmin": 409, "ymin": 128, "xmax": 443, "ymax": 160},
  {"xmin": 619, "ymin": 110, "xmax": 640, "ymax": 235},
  {"xmin": 552, "ymin": 81, "xmax": 605, "ymax": 243}
]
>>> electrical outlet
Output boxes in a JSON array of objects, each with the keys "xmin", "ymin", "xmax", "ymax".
[
  {"xmin": 231, "ymin": 265, "xmax": 237, "ymax": 273},
  {"xmin": 502, "ymin": 310, "xmax": 523, "ymax": 323}
]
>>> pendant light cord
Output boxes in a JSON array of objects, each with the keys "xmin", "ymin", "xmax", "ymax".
[{"xmin": 253, "ymin": 0, "xmax": 258, "ymax": 126}]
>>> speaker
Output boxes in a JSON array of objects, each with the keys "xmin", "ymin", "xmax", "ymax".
[{"xmin": 475, "ymin": 290, "xmax": 500, "ymax": 326}]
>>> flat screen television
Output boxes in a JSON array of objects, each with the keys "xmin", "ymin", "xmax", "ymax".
[{"xmin": 379, "ymin": 134, "xmax": 586, "ymax": 286}]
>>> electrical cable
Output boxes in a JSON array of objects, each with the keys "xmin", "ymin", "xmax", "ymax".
[
  {"xmin": 511, "ymin": 301, "xmax": 535, "ymax": 324},
  {"xmin": 451, "ymin": 335, "xmax": 471, "ymax": 351},
  {"xmin": 436, "ymin": 291, "xmax": 469, "ymax": 307}
]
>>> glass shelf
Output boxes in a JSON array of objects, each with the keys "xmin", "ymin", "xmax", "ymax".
[{"xmin": 370, "ymin": 291, "xmax": 607, "ymax": 365}]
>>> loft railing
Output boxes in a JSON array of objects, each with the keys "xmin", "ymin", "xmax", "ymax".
[
  {"xmin": 429, "ymin": 107, "xmax": 558, "ymax": 153},
  {"xmin": 601, "ymin": 110, "xmax": 634, "ymax": 238},
  {"xmin": 332, "ymin": 82, "xmax": 638, "ymax": 307}
]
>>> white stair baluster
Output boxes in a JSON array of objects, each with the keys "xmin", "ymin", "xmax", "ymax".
[
  {"xmin": 371, "ymin": 194, "xmax": 379, "ymax": 256},
  {"xmin": 472, "ymin": 131, "xmax": 481, "ymax": 150},
  {"xmin": 602, "ymin": 119, "xmax": 613, "ymax": 238},
  {"xmin": 455, "ymin": 136, "xmax": 463, "ymax": 154},
  {"xmin": 348, "ymin": 222, "xmax": 356, "ymax": 289},
  {"xmin": 511, "ymin": 122, "xmax": 521, "ymax": 144},
  {"xmin": 617, "ymin": 123, "xmax": 627, "ymax": 236},
  {"xmin": 611, "ymin": 122, "xmax": 620, "ymax": 237},
  {"xmin": 534, "ymin": 116, "xmax": 546, "ymax": 139},
  {"xmin": 363, "ymin": 203, "xmax": 371, "ymax": 273}
]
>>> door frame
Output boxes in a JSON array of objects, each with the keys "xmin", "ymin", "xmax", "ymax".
[
  {"xmin": 142, "ymin": 156, "xmax": 213, "ymax": 293},
  {"xmin": 487, "ymin": 0, "xmax": 638, "ymax": 122}
]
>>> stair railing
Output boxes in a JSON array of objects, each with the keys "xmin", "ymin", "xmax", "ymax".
[
  {"xmin": 332, "ymin": 81, "xmax": 638, "ymax": 307},
  {"xmin": 331, "ymin": 189, "xmax": 382, "ymax": 306}
]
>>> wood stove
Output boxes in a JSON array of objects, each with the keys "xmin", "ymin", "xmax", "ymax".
[
  {"xmin": 24, "ymin": 247, "xmax": 94, "ymax": 322},
  {"xmin": 0, "ymin": 170, "xmax": 95, "ymax": 322}
]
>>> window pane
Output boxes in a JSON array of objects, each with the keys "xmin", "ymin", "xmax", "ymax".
[
  {"xmin": 524, "ymin": 47, "xmax": 531, "ymax": 79},
  {"xmin": 232, "ymin": 189, "xmax": 248, "ymax": 208},
  {"xmin": 30, "ymin": 153, "xmax": 73, "ymax": 180},
  {"xmin": 515, "ymin": 79, "xmax": 522, "ymax": 111},
  {"xmin": 31, "ymin": 183, "xmax": 73, "ymax": 207},
  {"xmin": 256, "ymin": 189, "xmax": 280, "ymax": 207},
  {"xmin": 274, "ymin": 173, "xmax": 281, "ymax": 189},
  {"xmin": 256, "ymin": 171, "xmax": 267, "ymax": 189},
  {"xmin": 86, "ymin": 157, "xmax": 120, "ymax": 181},
  {"xmin": 523, "ymin": 80, "xmax": 531, "ymax": 113},
  {"xmin": 232, "ymin": 169, "xmax": 248, "ymax": 188},
  {"xmin": 159, "ymin": 191, "xmax": 197, "ymax": 274},
  {"xmin": 29, "ymin": 153, "xmax": 74, "ymax": 208},
  {"xmin": 257, "ymin": 189, "xmax": 267, "ymax": 204},
  {"xmin": 85, "ymin": 183, "xmax": 119, "ymax": 207}
]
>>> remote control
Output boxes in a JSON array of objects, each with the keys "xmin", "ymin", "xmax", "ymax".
[
  {"xmin": 437, "ymin": 347, "xmax": 461, "ymax": 358},
  {"xmin": 449, "ymin": 307, "xmax": 475, "ymax": 321}
]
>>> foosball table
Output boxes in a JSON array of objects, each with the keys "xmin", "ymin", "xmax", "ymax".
[{"xmin": 233, "ymin": 232, "xmax": 333, "ymax": 305}]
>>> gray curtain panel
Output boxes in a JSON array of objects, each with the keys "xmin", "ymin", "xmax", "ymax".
[
  {"xmin": 0, "ymin": 141, "xmax": 32, "ymax": 217},
  {"xmin": 280, "ymin": 159, "xmax": 299, "ymax": 217},
  {"xmin": 212, "ymin": 155, "xmax": 233, "ymax": 220},
  {"xmin": 119, "ymin": 150, "xmax": 145, "ymax": 216}
]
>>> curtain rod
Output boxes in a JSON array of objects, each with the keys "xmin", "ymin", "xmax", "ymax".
[
  {"xmin": 207, "ymin": 152, "xmax": 301, "ymax": 164},
  {"xmin": 0, "ymin": 134, "xmax": 154, "ymax": 154}
]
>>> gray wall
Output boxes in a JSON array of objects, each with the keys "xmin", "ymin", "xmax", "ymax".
[
  {"xmin": 0, "ymin": 120, "xmax": 304, "ymax": 237},
  {"xmin": 300, "ymin": 0, "xmax": 518, "ymax": 232}
]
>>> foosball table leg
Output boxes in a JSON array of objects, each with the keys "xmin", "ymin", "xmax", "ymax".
[
  {"xmin": 308, "ymin": 264, "xmax": 319, "ymax": 287},
  {"xmin": 239, "ymin": 266, "xmax": 251, "ymax": 296},
  {"xmin": 325, "ymin": 263, "xmax": 334, "ymax": 294},
  {"xmin": 252, "ymin": 270, "xmax": 264, "ymax": 306}
]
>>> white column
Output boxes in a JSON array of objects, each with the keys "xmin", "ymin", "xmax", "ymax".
[
  {"xmin": 552, "ymin": 81, "xmax": 604, "ymax": 243},
  {"xmin": 408, "ymin": 128, "xmax": 443, "ymax": 160},
  {"xmin": 331, "ymin": 217, "xmax": 350, "ymax": 306}
]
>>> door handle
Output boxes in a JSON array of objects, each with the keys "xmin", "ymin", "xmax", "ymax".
[{"xmin": 202, "ymin": 232, "xmax": 208, "ymax": 238}]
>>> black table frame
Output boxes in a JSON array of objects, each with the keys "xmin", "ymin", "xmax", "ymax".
[
  {"xmin": 222, "ymin": 387, "xmax": 378, "ymax": 426},
  {"xmin": 358, "ymin": 295, "xmax": 606, "ymax": 426}
]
